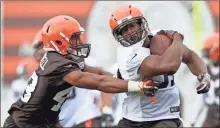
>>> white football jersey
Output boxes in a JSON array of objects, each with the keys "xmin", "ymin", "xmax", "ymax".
[
  {"xmin": 111, "ymin": 93, "xmax": 127, "ymax": 125},
  {"xmin": 117, "ymin": 33, "xmax": 181, "ymax": 122},
  {"xmin": 59, "ymin": 87, "xmax": 101, "ymax": 127}
]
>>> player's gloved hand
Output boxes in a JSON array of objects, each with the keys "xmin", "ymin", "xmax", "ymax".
[
  {"xmin": 139, "ymin": 80, "xmax": 159, "ymax": 97},
  {"xmin": 197, "ymin": 73, "xmax": 211, "ymax": 94},
  {"xmin": 157, "ymin": 30, "xmax": 184, "ymax": 40},
  {"xmin": 101, "ymin": 106, "xmax": 114, "ymax": 127},
  {"xmin": 128, "ymin": 80, "xmax": 159, "ymax": 103}
]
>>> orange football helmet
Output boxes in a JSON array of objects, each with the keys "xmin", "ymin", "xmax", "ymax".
[
  {"xmin": 109, "ymin": 5, "xmax": 150, "ymax": 47},
  {"xmin": 202, "ymin": 32, "xmax": 219, "ymax": 63},
  {"xmin": 42, "ymin": 15, "xmax": 90, "ymax": 58}
]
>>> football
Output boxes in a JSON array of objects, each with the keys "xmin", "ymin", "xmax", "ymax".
[{"xmin": 150, "ymin": 34, "xmax": 172, "ymax": 55}]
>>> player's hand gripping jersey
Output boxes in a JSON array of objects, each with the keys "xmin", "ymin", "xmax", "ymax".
[
  {"xmin": 117, "ymin": 31, "xmax": 180, "ymax": 122},
  {"xmin": 8, "ymin": 52, "xmax": 84, "ymax": 128}
]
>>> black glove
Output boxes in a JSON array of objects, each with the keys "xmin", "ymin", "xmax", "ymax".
[
  {"xmin": 157, "ymin": 30, "xmax": 184, "ymax": 40},
  {"xmin": 100, "ymin": 114, "xmax": 114, "ymax": 127}
]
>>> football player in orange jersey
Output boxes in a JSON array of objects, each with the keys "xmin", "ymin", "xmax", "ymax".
[{"xmin": 108, "ymin": 4, "xmax": 211, "ymax": 127}]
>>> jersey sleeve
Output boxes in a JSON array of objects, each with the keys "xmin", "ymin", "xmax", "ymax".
[
  {"xmin": 124, "ymin": 47, "xmax": 150, "ymax": 70},
  {"xmin": 36, "ymin": 52, "xmax": 84, "ymax": 81},
  {"xmin": 119, "ymin": 47, "xmax": 151, "ymax": 80}
]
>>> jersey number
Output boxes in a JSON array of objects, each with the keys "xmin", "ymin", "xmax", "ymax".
[
  {"xmin": 51, "ymin": 87, "xmax": 73, "ymax": 111},
  {"xmin": 158, "ymin": 75, "xmax": 174, "ymax": 89},
  {"xmin": 21, "ymin": 72, "xmax": 38, "ymax": 102}
]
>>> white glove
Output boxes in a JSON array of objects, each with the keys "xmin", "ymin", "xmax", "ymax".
[{"xmin": 197, "ymin": 73, "xmax": 211, "ymax": 94}]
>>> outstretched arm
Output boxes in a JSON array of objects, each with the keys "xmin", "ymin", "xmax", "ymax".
[
  {"xmin": 63, "ymin": 70, "xmax": 159, "ymax": 102},
  {"xmin": 63, "ymin": 71, "xmax": 127, "ymax": 93},
  {"xmin": 63, "ymin": 70, "xmax": 158, "ymax": 96},
  {"xmin": 140, "ymin": 32, "xmax": 183, "ymax": 78}
]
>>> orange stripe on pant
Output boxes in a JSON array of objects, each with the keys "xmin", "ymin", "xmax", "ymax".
[{"xmin": 85, "ymin": 119, "xmax": 92, "ymax": 128}]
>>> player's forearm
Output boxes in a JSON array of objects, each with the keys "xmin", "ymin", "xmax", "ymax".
[
  {"xmin": 97, "ymin": 75, "xmax": 128, "ymax": 93},
  {"xmin": 161, "ymin": 33, "xmax": 183, "ymax": 73},
  {"xmin": 186, "ymin": 51, "xmax": 207, "ymax": 76},
  {"xmin": 64, "ymin": 71, "xmax": 140, "ymax": 93}
]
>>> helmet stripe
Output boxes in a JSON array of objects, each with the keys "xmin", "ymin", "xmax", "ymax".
[
  {"xmin": 50, "ymin": 40, "xmax": 61, "ymax": 54},
  {"xmin": 59, "ymin": 32, "xmax": 70, "ymax": 42}
]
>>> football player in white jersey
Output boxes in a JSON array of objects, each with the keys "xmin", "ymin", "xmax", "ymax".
[
  {"xmin": 191, "ymin": 32, "xmax": 219, "ymax": 127},
  {"xmin": 108, "ymin": 5, "xmax": 211, "ymax": 127}
]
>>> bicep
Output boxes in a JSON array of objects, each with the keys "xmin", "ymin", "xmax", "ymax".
[{"xmin": 63, "ymin": 70, "xmax": 103, "ymax": 89}]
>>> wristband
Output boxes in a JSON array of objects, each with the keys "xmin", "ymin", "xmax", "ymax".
[
  {"xmin": 128, "ymin": 81, "xmax": 142, "ymax": 92},
  {"xmin": 102, "ymin": 106, "xmax": 113, "ymax": 115}
]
